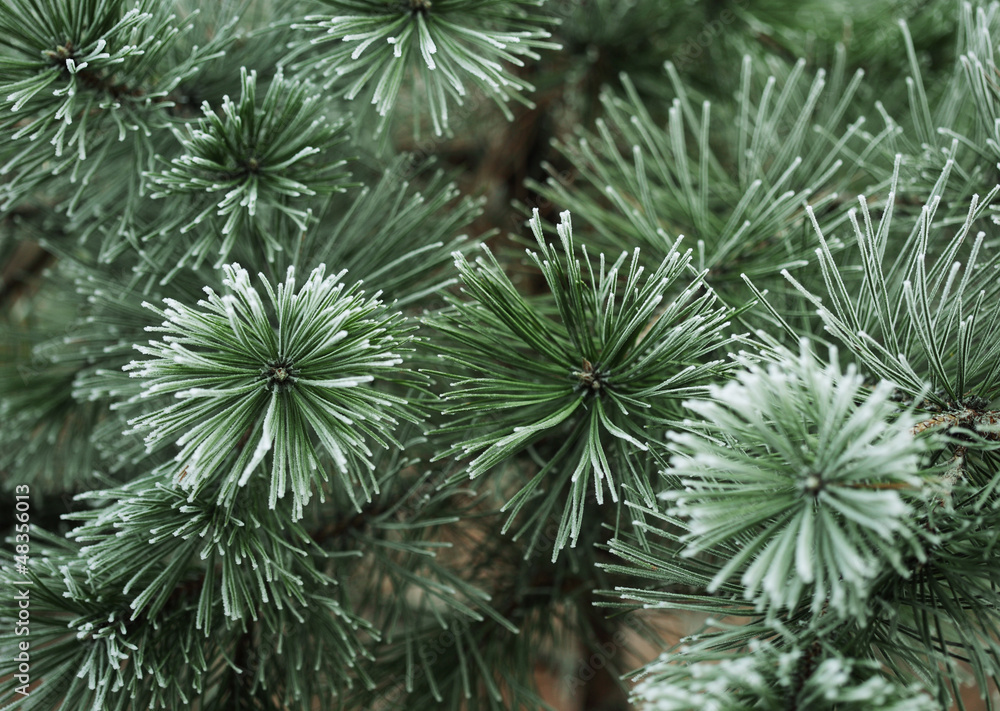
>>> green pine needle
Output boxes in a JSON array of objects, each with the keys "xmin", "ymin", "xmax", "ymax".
[
  {"xmin": 290, "ymin": 0, "xmax": 560, "ymax": 135},
  {"xmin": 664, "ymin": 340, "xmax": 931, "ymax": 621},
  {"xmin": 429, "ymin": 209, "xmax": 737, "ymax": 558},
  {"xmin": 125, "ymin": 262, "xmax": 420, "ymax": 517},
  {"xmin": 145, "ymin": 67, "xmax": 354, "ymax": 273}
]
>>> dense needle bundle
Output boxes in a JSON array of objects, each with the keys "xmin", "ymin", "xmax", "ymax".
[{"xmin": 3, "ymin": 1, "xmax": 1000, "ymax": 710}]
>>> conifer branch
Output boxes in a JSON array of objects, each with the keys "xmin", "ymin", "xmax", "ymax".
[{"xmin": 5, "ymin": 2, "xmax": 1000, "ymax": 709}]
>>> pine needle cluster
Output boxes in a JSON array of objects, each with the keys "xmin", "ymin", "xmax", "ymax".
[{"xmin": 5, "ymin": 1, "xmax": 1000, "ymax": 710}]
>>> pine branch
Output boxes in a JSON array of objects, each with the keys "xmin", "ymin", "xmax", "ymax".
[
  {"xmin": 288, "ymin": 0, "xmax": 560, "ymax": 136},
  {"xmin": 143, "ymin": 67, "xmax": 354, "ymax": 275},
  {"xmin": 124, "ymin": 263, "xmax": 422, "ymax": 516},
  {"xmin": 427, "ymin": 209, "xmax": 737, "ymax": 558}
]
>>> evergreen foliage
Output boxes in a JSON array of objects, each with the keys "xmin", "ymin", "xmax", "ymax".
[
  {"xmin": 662, "ymin": 342, "xmax": 931, "ymax": 622},
  {"xmin": 124, "ymin": 262, "xmax": 419, "ymax": 514},
  {"xmin": 144, "ymin": 67, "xmax": 353, "ymax": 272},
  {"xmin": 429, "ymin": 209, "xmax": 736, "ymax": 559},
  {"xmin": 4, "ymin": 1, "xmax": 1000, "ymax": 710},
  {"xmin": 291, "ymin": 0, "xmax": 559, "ymax": 135}
]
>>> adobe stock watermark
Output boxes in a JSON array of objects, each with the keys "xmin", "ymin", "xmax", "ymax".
[
  {"xmin": 389, "ymin": 0, "xmax": 584, "ymax": 182},
  {"xmin": 10, "ymin": 484, "xmax": 33, "ymax": 698},
  {"xmin": 2, "ymin": 261, "xmax": 134, "ymax": 385},
  {"xmin": 671, "ymin": 0, "xmax": 752, "ymax": 72},
  {"xmin": 509, "ymin": 169, "xmax": 575, "ymax": 234},
  {"xmin": 371, "ymin": 602, "xmax": 649, "ymax": 705},
  {"xmin": 375, "ymin": 619, "xmax": 474, "ymax": 707},
  {"xmin": 566, "ymin": 610, "xmax": 650, "ymax": 693}
]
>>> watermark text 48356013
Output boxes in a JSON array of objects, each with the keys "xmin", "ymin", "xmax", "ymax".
[{"xmin": 11, "ymin": 484, "xmax": 33, "ymax": 697}]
